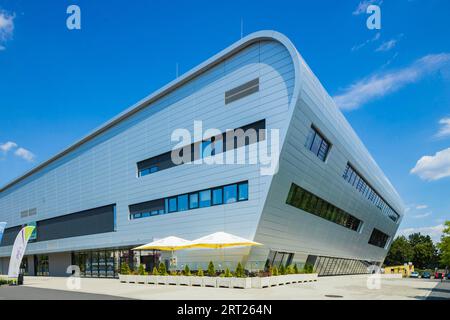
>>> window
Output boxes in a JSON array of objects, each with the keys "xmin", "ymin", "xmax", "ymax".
[
  {"xmin": 168, "ymin": 197, "xmax": 177, "ymax": 213},
  {"xmin": 224, "ymin": 184, "xmax": 237, "ymax": 204},
  {"xmin": 368, "ymin": 229, "xmax": 390, "ymax": 248},
  {"xmin": 238, "ymin": 182, "xmax": 248, "ymax": 201},
  {"xmin": 137, "ymin": 120, "xmax": 265, "ymax": 177},
  {"xmin": 177, "ymin": 194, "xmax": 188, "ymax": 212},
  {"xmin": 128, "ymin": 181, "xmax": 249, "ymax": 220},
  {"xmin": 286, "ymin": 183, "xmax": 362, "ymax": 232},
  {"xmin": 225, "ymin": 78, "xmax": 259, "ymax": 104},
  {"xmin": 189, "ymin": 193, "xmax": 199, "ymax": 209},
  {"xmin": 212, "ymin": 188, "xmax": 223, "ymax": 205},
  {"xmin": 199, "ymin": 190, "xmax": 211, "ymax": 208},
  {"xmin": 342, "ymin": 163, "xmax": 400, "ymax": 223},
  {"xmin": 305, "ymin": 126, "xmax": 331, "ymax": 161}
]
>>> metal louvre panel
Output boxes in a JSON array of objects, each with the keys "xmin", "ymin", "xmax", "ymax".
[{"xmin": 225, "ymin": 78, "xmax": 259, "ymax": 104}]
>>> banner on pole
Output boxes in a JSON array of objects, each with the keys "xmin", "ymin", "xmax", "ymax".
[{"xmin": 7, "ymin": 225, "xmax": 35, "ymax": 278}]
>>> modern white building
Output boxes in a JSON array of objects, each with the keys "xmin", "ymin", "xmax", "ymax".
[{"xmin": 0, "ymin": 31, "xmax": 404, "ymax": 277}]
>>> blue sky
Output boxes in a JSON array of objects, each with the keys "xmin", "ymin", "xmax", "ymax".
[{"xmin": 0, "ymin": 0, "xmax": 449, "ymax": 241}]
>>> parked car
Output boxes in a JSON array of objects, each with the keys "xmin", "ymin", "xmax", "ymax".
[
  {"xmin": 421, "ymin": 271, "xmax": 431, "ymax": 279},
  {"xmin": 447, "ymin": 273, "xmax": 450, "ymax": 280},
  {"xmin": 435, "ymin": 271, "xmax": 445, "ymax": 279},
  {"xmin": 410, "ymin": 271, "xmax": 419, "ymax": 278}
]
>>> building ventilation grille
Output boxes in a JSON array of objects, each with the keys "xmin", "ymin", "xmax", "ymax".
[{"xmin": 225, "ymin": 78, "xmax": 259, "ymax": 104}]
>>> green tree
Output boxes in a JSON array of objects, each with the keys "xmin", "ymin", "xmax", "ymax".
[
  {"xmin": 438, "ymin": 221, "xmax": 450, "ymax": 268},
  {"xmin": 158, "ymin": 262, "xmax": 167, "ymax": 276},
  {"xmin": 384, "ymin": 236, "xmax": 413, "ymax": 266},
  {"xmin": 152, "ymin": 266, "xmax": 159, "ymax": 275},
  {"xmin": 235, "ymin": 262, "xmax": 245, "ymax": 278},
  {"xmin": 207, "ymin": 261, "xmax": 215, "ymax": 277},
  {"xmin": 408, "ymin": 233, "xmax": 439, "ymax": 269},
  {"xmin": 183, "ymin": 264, "xmax": 191, "ymax": 276},
  {"xmin": 138, "ymin": 264, "xmax": 146, "ymax": 275},
  {"xmin": 120, "ymin": 262, "xmax": 131, "ymax": 275},
  {"xmin": 197, "ymin": 267, "xmax": 204, "ymax": 277}
]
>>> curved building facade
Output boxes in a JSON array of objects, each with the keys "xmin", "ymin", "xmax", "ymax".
[{"xmin": 0, "ymin": 31, "xmax": 404, "ymax": 277}]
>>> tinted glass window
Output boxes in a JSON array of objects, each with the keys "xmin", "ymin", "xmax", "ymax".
[
  {"xmin": 177, "ymin": 194, "xmax": 188, "ymax": 212},
  {"xmin": 168, "ymin": 197, "xmax": 177, "ymax": 213},
  {"xmin": 224, "ymin": 184, "xmax": 237, "ymax": 204},
  {"xmin": 199, "ymin": 190, "xmax": 211, "ymax": 208},
  {"xmin": 212, "ymin": 188, "xmax": 223, "ymax": 205},
  {"xmin": 238, "ymin": 182, "xmax": 248, "ymax": 201},
  {"xmin": 189, "ymin": 193, "xmax": 199, "ymax": 209}
]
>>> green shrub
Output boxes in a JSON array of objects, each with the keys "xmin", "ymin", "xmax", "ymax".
[
  {"xmin": 158, "ymin": 262, "xmax": 168, "ymax": 276},
  {"xmin": 286, "ymin": 264, "xmax": 295, "ymax": 274},
  {"xmin": 120, "ymin": 262, "xmax": 131, "ymax": 275},
  {"xmin": 183, "ymin": 264, "xmax": 191, "ymax": 276},
  {"xmin": 152, "ymin": 267, "xmax": 159, "ymax": 275},
  {"xmin": 224, "ymin": 268, "xmax": 232, "ymax": 278},
  {"xmin": 197, "ymin": 267, "xmax": 204, "ymax": 277},
  {"xmin": 279, "ymin": 264, "xmax": 287, "ymax": 275},
  {"xmin": 303, "ymin": 263, "xmax": 314, "ymax": 274},
  {"xmin": 235, "ymin": 262, "xmax": 245, "ymax": 278},
  {"xmin": 293, "ymin": 264, "xmax": 299, "ymax": 274},
  {"xmin": 138, "ymin": 264, "xmax": 146, "ymax": 276},
  {"xmin": 272, "ymin": 266, "xmax": 279, "ymax": 276},
  {"xmin": 207, "ymin": 261, "xmax": 215, "ymax": 277}
]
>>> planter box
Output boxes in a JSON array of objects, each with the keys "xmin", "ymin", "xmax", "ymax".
[
  {"xmin": 146, "ymin": 275, "xmax": 159, "ymax": 285},
  {"xmin": 217, "ymin": 277, "xmax": 232, "ymax": 288},
  {"xmin": 118, "ymin": 274, "xmax": 130, "ymax": 283},
  {"xmin": 157, "ymin": 276, "xmax": 168, "ymax": 285},
  {"xmin": 295, "ymin": 273, "xmax": 318, "ymax": 283},
  {"xmin": 269, "ymin": 276, "xmax": 282, "ymax": 287},
  {"xmin": 167, "ymin": 275, "xmax": 178, "ymax": 285},
  {"xmin": 178, "ymin": 276, "xmax": 190, "ymax": 286},
  {"xmin": 203, "ymin": 277, "xmax": 217, "ymax": 288},
  {"xmin": 189, "ymin": 276, "xmax": 203, "ymax": 287},
  {"xmin": 231, "ymin": 277, "xmax": 252, "ymax": 289},
  {"xmin": 251, "ymin": 277, "xmax": 270, "ymax": 289}
]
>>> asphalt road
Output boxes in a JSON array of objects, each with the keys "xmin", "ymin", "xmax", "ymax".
[
  {"xmin": 0, "ymin": 285, "xmax": 130, "ymax": 300},
  {"xmin": 427, "ymin": 281, "xmax": 450, "ymax": 300}
]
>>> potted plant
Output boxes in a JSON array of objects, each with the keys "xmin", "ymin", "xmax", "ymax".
[
  {"xmin": 217, "ymin": 268, "xmax": 233, "ymax": 288},
  {"xmin": 203, "ymin": 261, "xmax": 217, "ymax": 287},
  {"xmin": 147, "ymin": 266, "xmax": 159, "ymax": 285},
  {"xmin": 178, "ymin": 265, "xmax": 191, "ymax": 286},
  {"xmin": 119, "ymin": 262, "xmax": 131, "ymax": 283},
  {"xmin": 157, "ymin": 262, "xmax": 169, "ymax": 285},
  {"xmin": 231, "ymin": 262, "xmax": 252, "ymax": 289},
  {"xmin": 190, "ymin": 267, "xmax": 204, "ymax": 287},
  {"xmin": 269, "ymin": 266, "xmax": 281, "ymax": 287}
]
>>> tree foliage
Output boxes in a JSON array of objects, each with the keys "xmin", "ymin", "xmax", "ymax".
[{"xmin": 438, "ymin": 221, "xmax": 450, "ymax": 268}]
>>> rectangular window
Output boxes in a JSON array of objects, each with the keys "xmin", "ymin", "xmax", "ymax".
[
  {"xmin": 286, "ymin": 183, "xmax": 362, "ymax": 232},
  {"xmin": 224, "ymin": 184, "xmax": 238, "ymax": 204},
  {"xmin": 212, "ymin": 188, "xmax": 223, "ymax": 206},
  {"xmin": 368, "ymin": 229, "xmax": 390, "ymax": 248},
  {"xmin": 199, "ymin": 190, "xmax": 211, "ymax": 208},
  {"xmin": 177, "ymin": 194, "xmax": 188, "ymax": 212},
  {"xmin": 189, "ymin": 193, "xmax": 199, "ymax": 209},
  {"xmin": 168, "ymin": 197, "xmax": 177, "ymax": 213},
  {"xmin": 342, "ymin": 163, "xmax": 400, "ymax": 223},
  {"xmin": 225, "ymin": 78, "xmax": 259, "ymax": 104},
  {"xmin": 238, "ymin": 182, "xmax": 249, "ymax": 201},
  {"xmin": 305, "ymin": 126, "xmax": 331, "ymax": 161}
]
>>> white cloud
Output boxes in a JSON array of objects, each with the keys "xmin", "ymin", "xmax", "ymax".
[
  {"xmin": 398, "ymin": 224, "xmax": 444, "ymax": 243},
  {"xmin": 0, "ymin": 9, "xmax": 14, "ymax": 41},
  {"xmin": 435, "ymin": 117, "xmax": 450, "ymax": 138},
  {"xmin": 416, "ymin": 204, "xmax": 428, "ymax": 210},
  {"xmin": 410, "ymin": 147, "xmax": 450, "ymax": 181},
  {"xmin": 351, "ymin": 32, "xmax": 380, "ymax": 52},
  {"xmin": 376, "ymin": 39, "xmax": 397, "ymax": 52},
  {"xmin": 0, "ymin": 141, "xmax": 18, "ymax": 153},
  {"xmin": 353, "ymin": 0, "xmax": 383, "ymax": 15},
  {"xmin": 413, "ymin": 211, "xmax": 432, "ymax": 219},
  {"xmin": 14, "ymin": 147, "xmax": 35, "ymax": 162},
  {"xmin": 333, "ymin": 53, "xmax": 450, "ymax": 110}
]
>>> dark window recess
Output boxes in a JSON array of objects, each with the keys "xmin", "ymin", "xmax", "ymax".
[
  {"xmin": 368, "ymin": 229, "xmax": 390, "ymax": 248},
  {"xmin": 286, "ymin": 183, "xmax": 362, "ymax": 232},
  {"xmin": 305, "ymin": 125, "xmax": 331, "ymax": 161},
  {"xmin": 1, "ymin": 204, "xmax": 115, "ymax": 246},
  {"xmin": 129, "ymin": 198, "xmax": 165, "ymax": 217},
  {"xmin": 137, "ymin": 119, "xmax": 266, "ymax": 177},
  {"xmin": 225, "ymin": 78, "xmax": 259, "ymax": 104},
  {"xmin": 343, "ymin": 163, "xmax": 400, "ymax": 223}
]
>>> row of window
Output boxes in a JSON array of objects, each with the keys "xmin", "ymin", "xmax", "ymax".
[
  {"xmin": 343, "ymin": 163, "xmax": 400, "ymax": 223},
  {"xmin": 137, "ymin": 119, "xmax": 266, "ymax": 177},
  {"xmin": 307, "ymin": 255, "xmax": 377, "ymax": 276},
  {"xmin": 286, "ymin": 183, "xmax": 362, "ymax": 232},
  {"xmin": 368, "ymin": 228, "xmax": 390, "ymax": 248},
  {"xmin": 129, "ymin": 181, "xmax": 249, "ymax": 220},
  {"xmin": 305, "ymin": 126, "xmax": 331, "ymax": 162}
]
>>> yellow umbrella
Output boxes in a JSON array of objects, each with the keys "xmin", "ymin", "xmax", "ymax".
[{"xmin": 190, "ymin": 232, "xmax": 262, "ymax": 271}]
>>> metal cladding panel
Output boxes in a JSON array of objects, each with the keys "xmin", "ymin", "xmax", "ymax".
[{"xmin": 0, "ymin": 32, "xmax": 296, "ymax": 262}]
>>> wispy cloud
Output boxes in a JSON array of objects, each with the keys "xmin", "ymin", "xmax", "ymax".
[
  {"xmin": 435, "ymin": 117, "xmax": 450, "ymax": 138},
  {"xmin": 376, "ymin": 39, "xmax": 397, "ymax": 52},
  {"xmin": 352, "ymin": 32, "xmax": 380, "ymax": 52},
  {"xmin": 413, "ymin": 211, "xmax": 432, "ymax": 219},
  {"xmin": 416, "ymin": 204, "xmax": 428, "ymax": 210},
  {"xmin": 0, "ymin": 141, "xmax": 35, "ymax": 162},
  {"xmin": 398, "ymin": 224, "xmax": 444, "ymax": 242},
  {"xmin": 0, "ymin": 9, "xmax": 15, "ymax": 49},
  {"xmin": 333, "ymin": 53, "xmax": 450, "ymax": 110},
  {"xmin": 411, "ymin": 147, "xmax": 450, "ymax": 181},
  {"xmin": 0, "ymin": 141, "xmax": 18, "ymax": 153},
  {"xmin": 14, "ymin": 147, "xmax": 35, "ymax": 162},
  {"xmin": 353, "ymin": 0, "xmax": 383, "ymax": 15}
]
